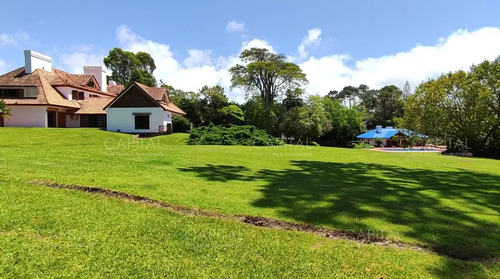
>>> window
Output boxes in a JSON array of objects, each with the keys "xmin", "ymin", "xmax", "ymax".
[
  {"xmin": 71, "ymin": 90, "xmax": 85, "ymax": 100},
  {"xmin": 0, "ymin": 88, "xmax": 23, "ymax": 98},
  {"xmin": 87, "ymin": 81, "xmax": 96, "ymax": 88},
  {"xmin": 80, "ymin": 115, "xmax": 106, "ymax": 128},
  {"xmin": 135, "ymin": 115, "xmax": 150, "ymax": 130}
]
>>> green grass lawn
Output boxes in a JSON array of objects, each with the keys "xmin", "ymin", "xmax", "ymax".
[{"xmin": 1, "ymin": 128, "xmax": 499, "ymax": 277}]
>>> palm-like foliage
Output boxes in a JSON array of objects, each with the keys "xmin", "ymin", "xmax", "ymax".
[{"xmin": 0, "ymin": 100, "xmax": 11, "ymax": 119}]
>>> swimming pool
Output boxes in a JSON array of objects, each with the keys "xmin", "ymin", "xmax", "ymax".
[{"xmin": 380, "ymin": 148, "xmax": 443, "ymax": 152}]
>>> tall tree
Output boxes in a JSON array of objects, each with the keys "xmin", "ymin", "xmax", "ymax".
[
  {"xmin": 338, "ymin": 85, "xmax": 359, "ymax": 108},
  {"xmin": 402, "ymin": 81, "xmax": 412, "ymax": 99},
  {"xmin": 104, "ymin": 48, "xmax": 156, "ymax": 87},
  {"xmin": 372, "ymin": 85, "xmax": 404, "ymax": 127},
  {"xmin": 230, "ymin": 48, "xmax": 308, "ymax": 134},
  {"xmin": 199, "ymin": 85, "xmax": 228, "ymax": 124}
]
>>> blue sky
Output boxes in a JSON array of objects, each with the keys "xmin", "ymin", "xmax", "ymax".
[{"xmin": 1, "ymin": 1, "xmax": 500, "ymax": 101}]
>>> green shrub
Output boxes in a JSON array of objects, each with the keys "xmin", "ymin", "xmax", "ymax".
[
  {"xmin": 374, "ymin": 138, "xmax": 383, "ymax": 147},
  {"xmin": 172, "ymin": 116, "xmax": 192, "ymax": 133},
  {"xmin": 353, "ymin": 142, "xmax": 374, "ymax": 149},
  {"xmin": 188, "ymin": 125, "xmax": 283, "ymax": 146}
]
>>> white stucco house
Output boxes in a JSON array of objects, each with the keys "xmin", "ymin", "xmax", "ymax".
[
  {"xmin": 0, "ymin": 50, "xmax": 185, "ymax": 132},
  {"xmin": 104, "ymin": 82, "xmax": 185, "ymax": 133}
]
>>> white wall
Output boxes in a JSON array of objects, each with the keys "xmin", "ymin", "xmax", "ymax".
[
  {"xmin": 4, "ymin": 106, "xmax": 47, "ymax": 127},
  {"xmin": 106, "ymin": 107, "xmax": 168, "ymax": 133},
  {"xmin": 56, "ymin": 86, "xmax": 108, "ymax": 101},
  {"xmin": 66, "ymin": 114, "xmax": 80, "ymax": 128}
]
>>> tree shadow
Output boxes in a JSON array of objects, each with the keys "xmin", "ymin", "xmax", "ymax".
[{"xmin": 178, "ymin": 161, "xmax": 500, "ymax": 261}]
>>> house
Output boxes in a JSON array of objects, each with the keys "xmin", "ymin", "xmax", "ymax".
[
  {"xmin": 0, "ymin": 50, "xmax": 185, "ymax": 133},
  {"xmin": 356, "ymin": 125, "xmax": 426, "ymax": 147},
  {"xmin": 104, "ymin": 82, "xmax": 185, "ymax": 133}
]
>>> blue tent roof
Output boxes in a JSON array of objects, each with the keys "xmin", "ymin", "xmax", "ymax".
[{"xmin": 357, "ymin": 127, "xmax": 427, "ymax": 139}]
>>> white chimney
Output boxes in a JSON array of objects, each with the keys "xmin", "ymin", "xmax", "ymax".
[
  {"xmin": 24, "ymin": 50, "xmax": 52, "ymax": 74},
  {"xmin": 376, "ymin": 125, "xmax": 382, "ymax": 134},
  {"xmin": 83, "ymin": 66, "xmax": 107, "ymax": 93}
]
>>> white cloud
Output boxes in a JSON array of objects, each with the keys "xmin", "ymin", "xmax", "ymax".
[
  {"xmin": 241, "ymin": 38, "xmax": 275, "ymax": 52},
  {"xmin": 296, "ymin": 28, "xmax": 321, "ymax": 61},
  {"xmin": 114, "ymin": 25, "xmax": 242, "ymax": 100},
  {"xmin": 0, "ymin": 32, "xmax": 29, "ymax": 47},
  {"xmin": 300, "ymin": 27, "xmax": 500, "ymax": 94},
  {"xmin": 226, "ymin": 21, "xmax": 245, "ymax": 33},
  {"xmin": 59, "ymin": 44, "xmax": 106, "ymax": 74},
  {"xmin": 184, "ymin": 49, "xmax": 212, "ymax": 68},
  {"xmin": 54, "ymin": 26, "xmax": 500, "ymax": 104}
]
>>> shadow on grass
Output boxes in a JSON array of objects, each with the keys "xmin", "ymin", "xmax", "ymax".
[{"xmin": 179, "ymin": 161, "xmax": 500, "ymax": 262}]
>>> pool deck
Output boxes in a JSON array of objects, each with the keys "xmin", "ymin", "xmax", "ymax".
[{"xmin": 369, "ymin": 147, "xmax": 447, "ymax": 152}]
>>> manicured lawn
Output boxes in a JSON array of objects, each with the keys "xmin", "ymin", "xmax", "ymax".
[{"xmin": 1, "ymin": 128, "xmax": 499, "ymax": 277}]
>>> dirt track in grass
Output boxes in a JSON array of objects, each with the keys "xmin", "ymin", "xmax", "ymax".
[{"xmin": 30, "ymin": 180, "xmax": 480, "ymax": 260}]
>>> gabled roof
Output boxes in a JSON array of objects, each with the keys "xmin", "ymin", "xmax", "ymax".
[
  {"xmin": 357, "ymin": 127, "xmax": 427, "ymax": 139},
  {"xmin": 136, "ymin": 82, "xmax": 170, "ymax": 102},
  {"xmin": 104, "ymin": 82, "xmax": 185, "ymax": 115}
]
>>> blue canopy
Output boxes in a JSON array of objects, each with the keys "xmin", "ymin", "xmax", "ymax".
[{"xmin": 357, "ymin": 127, "xmax": 427, "ymax": 139}]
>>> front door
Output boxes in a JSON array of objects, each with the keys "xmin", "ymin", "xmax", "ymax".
[
  {"xmin": 57, "ymin": 112, "xmax": 66, "ymax": 127},
  {"xmin": 0, "ymin": 116, "xmax": 4, "ymax": 127},
  {"xmin": 47, "ymin": 111, "xmax": 56, "ymax": 127}
]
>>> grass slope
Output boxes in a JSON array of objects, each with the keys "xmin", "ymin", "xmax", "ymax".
[
  {"xmin": 1, "ymin": 181, "xmax": 497, "ymax": 278},
  {"xmin": 1, "ymin": 128, "xmax": 499, "ymax": 276}
]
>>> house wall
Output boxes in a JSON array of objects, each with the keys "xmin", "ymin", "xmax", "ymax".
[
  {"xmin": 4, "ymin": 106, "xmax": 47, "ymax": 127},
  {"xmin": 106, "ymin": 107, "xmax": 170, "ymax": 133},
  {"xmin": 66, "ymin": 114, "xmax": 80, "ymax": 128},
  {"xmin": 56, "ymin": 86, "xmax": 106, "ymax": 101}
]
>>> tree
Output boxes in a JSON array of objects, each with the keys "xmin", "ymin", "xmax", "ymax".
[
  {"xmin": 230, "ymin": 48, "xmax": 308, "ymax": 134},
  {"xmin": 219, "ymin": 104, "xmax": 245, "ymax": 126},
  {"xmin": 283, "ymin": 88, "xmax": 305, "ymax": 111},
  {"xmin": 104, "ymin": 48, "xmax": 156, "ymax": 87},
  {"xmin": 321, "ymin": 96, "xmax": 365, "ymax": 146},
  {"xmin": 280, "ymin": 95, "xmax": 331, "ymax": 142},
  {"xmin": 402, "ymin": 81, "xmax": 412, "ymax": 99},
  {"xmin": 400, "ymin": 66, "xmax": 496, "ymax": 154},
  {"xmin": 198, "ymin": 85, "xmax": 228, "ymax": 125},
  {"xmin": 160, "ymin": 83, "xmax": 203, "ymax": 126},
  {"xmin": 371, "ymin": 85, "xmax": 404, "ymax": 127},
  {"xmin": 0, "ymin": 100, "xmax": 12, "ymax": 122},
  {"xmin": 338, "ymin": 85, "xmax": 359, "ymax": 108}
]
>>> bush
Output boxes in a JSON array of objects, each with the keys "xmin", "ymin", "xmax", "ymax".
[
  {"xmin": 353, "ymin": 142, "xmax": 374, "ymax": 149},
  {"xmin": 172, "ymin": 116, "xmax": 192, "ymax": 133},
  {"xmin": 374, "ymin": 138, "xmax": 383, "ymax": 147},
  {"xmin": 188, "ymin": 125, "xmax": 283, "ymax": 146}
]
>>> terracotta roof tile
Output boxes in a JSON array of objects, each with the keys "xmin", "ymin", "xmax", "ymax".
[
  {"xmin": 107, "ymin": 84, "xmax": 125, "ymax": 95},
  {"xmin": 160, "ymin": 102, "xmax": 186, "ymax": 115},
  {"xmin": 75, "ymin": 97, "xmax": 113, "ymax": 114},
  {"xmin": 135, "ymin": 82, "xmax": 170, "ymax": 102}
]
